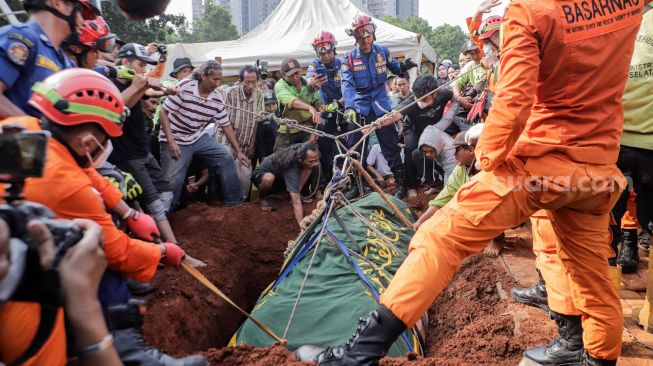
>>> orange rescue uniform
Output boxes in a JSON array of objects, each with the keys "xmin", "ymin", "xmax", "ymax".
[{"xmin": 380, "ymin": 0, "xmax": 643, "ymax": 360}]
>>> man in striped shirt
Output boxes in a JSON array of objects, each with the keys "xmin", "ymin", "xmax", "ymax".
[
  {"xmin": 159, "ymin": 60, "xmax": 246, "ymax": 208},
  {"xmin": 216, "ymin": 65, "xmax": 265, "ymax": 197}
]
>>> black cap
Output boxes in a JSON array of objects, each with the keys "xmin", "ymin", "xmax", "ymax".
[
  {"xmin": 449, "ymin": 132, "xmax": 469, "ymax": 149},
  {"xmin": 281, "ymin": 57, "xmax": 302, "ymax": 76},
  {"xmin": 170, "ymin": 57, "xmax": 194, "ymax": 78},
  {"xmin": 117, "ymin": 43, "xmax": 157, "ymax": 65},
  {"xmin": 461, "ymin": 39, "xmax": 479, "ymax": 55},
  {"xmin": 264, "ymin": 90, "xmax": 277, "ymax": 104}
]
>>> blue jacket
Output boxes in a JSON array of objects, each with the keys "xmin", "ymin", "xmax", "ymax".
[
  {"xmin": 306, "ymin": 57, "xmax": 343, "ymax": 104},
  {"xmin": 0, "ymin": 21, "xmax": 74, "ymax": 117},
  {"xmin": 341, "ymin": 43, "xmax": 402, "ymax": 117}
]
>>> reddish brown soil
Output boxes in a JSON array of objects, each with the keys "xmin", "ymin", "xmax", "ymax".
[
  {"xmin": 141, "ymin": 193, "xmax": 555, "ymax": 365},
  {"xmin": 141, "ymin": 200, "xmax": 311, "ymax": 355}
]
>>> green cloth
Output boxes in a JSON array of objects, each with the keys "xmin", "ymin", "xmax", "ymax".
[
  {"xmin": 232, "ymin": 193, "xmax": 422, "ymax": 356},
  {"xmin": 621, "ymin": 8, "xmax": 653, "ymax": 150},
  {"xmin": 274, "ymin": 78, "xmax": 320, "ymax": 134},
  {"xmin": 429, "ymin": 164, "xmax": 469, "ymax": 208},
  {"xmin": 455, "ymin": 60, "xmax": 486, "ymax": 89}
]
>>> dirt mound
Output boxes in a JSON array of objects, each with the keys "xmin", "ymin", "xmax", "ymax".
[
  {"xmin": 141, "ymin": 201, "xmax": 310, "ymax": 355},
  {"xmin": 203, "ymin": 345, "xmax": 308, "ymax": 366},
  {"xmin": 141, "ymin": 194, "xmax": 555, "ymax": 365}
]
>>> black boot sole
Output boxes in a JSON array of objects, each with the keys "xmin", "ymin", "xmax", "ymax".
[{"xmin": 521, "ymin": 355, "xmax": 582, "ymax": 366}]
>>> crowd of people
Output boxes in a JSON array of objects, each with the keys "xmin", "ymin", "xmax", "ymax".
[{"xmin": 0, "ymin": 0, "xmax": 651, "ymax": 365}]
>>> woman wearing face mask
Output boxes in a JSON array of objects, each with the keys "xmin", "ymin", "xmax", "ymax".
[{"xmin": 375, "ymin": 74, "xmax": 458, "ymax": 197}]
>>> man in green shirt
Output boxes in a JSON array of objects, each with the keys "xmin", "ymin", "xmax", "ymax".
[
  {"xmin": 273, "ymin": 57, "xmax": 324, "ymax": 151},
  {"xmin": 452, "ymin": 40, "xmax": 486, "ymax": 133}
]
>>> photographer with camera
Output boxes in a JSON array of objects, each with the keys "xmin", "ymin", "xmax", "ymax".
[
  {"xmin": 0, "ymin": 217, "xmax": 121, "ymax": 366},
  {"xmin": 0, "ymin": 69, "xmax": 206, "ymax": 365}
]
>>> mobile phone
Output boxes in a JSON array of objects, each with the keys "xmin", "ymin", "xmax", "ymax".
[
  {"xmin": 188, "ymin": 175, "xmax": 196, "ymax": 185},
  {"xmin": 315, "ymin": 66, "xmax": 327, "ymax": 77},
  {"xmin": 0, "ymin": 130, "xmax": 49, "ymax": 180}
]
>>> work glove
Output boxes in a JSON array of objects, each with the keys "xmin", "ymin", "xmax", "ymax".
[
  {"xmin": 399, "ymin": 57, "xmax": 418, "ymax": 74},
  {"xmin": 344, "ymin": 108, "xmax": 358, "ymax": 125},
  {"xmin": 123, "ymin": 172, "xmax": 142, "ymax": 200},
  {"xmin": 123, "ymin": 209, "xmax": 160, "ymax": 241},
  {"xmin": 324, "ymin": 101, "xmax": 340, "ymax": 113},
  {"xmin": 161, "ymin": 243, "xmax": 186, "ymax": 269},
  {"xmin": 116, "ymin": 65, "xmax": 136, "ymax": 80}
]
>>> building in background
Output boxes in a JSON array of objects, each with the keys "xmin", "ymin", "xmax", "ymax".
[
  {"xmin": 192, "ymin": 0, "xmax": 281, "ymax": 35},
  {"xmin": 360, "ymin": 0, "xmax": 418, "ymax": 20}
]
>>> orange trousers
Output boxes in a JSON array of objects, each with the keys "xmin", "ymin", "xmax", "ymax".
[
  {"xmin": 531, "ymin": 213, "xmax": 581, "ymax": 316},
  {"xmin": 380, "ymin": 154, "xmax": 625, "ymax": 360},
  {"xmin": 621, "ymin": 191, "xmax": 638, "ymax": 230},
  {"xmin": 0, "ymin": 302, "xmax": 67, "ymax": 365}
]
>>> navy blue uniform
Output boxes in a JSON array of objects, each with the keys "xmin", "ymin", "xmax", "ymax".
[
  {"xmin": 307, "ymin": 57, "xmax": 344, "ymax": 184},
  {"xmin": 341, "ymin": 43, "xmax": 403, "ymax": 170},
  {"xmin": 0, "ymin": 22, "xmax": 74, "ymax": 117}
]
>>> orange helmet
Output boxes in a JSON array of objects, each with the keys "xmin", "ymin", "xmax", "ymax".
[
  {"xmin": 312, "ymin": 31, "xmax": 337, "ymax": 54},
  {"xmin": 79, "ymin": 16, "xmax": 116, "ymax": 52},
  {"xmin": 478, "ymin": 16, "xmax": 502, "ymax": 41},
  {"xmin": 346, "ymin": 15, "xmax": 376, "ymax": 38},
  {"xmin": 29, "ymin": 69, "xmax": 128, "ymax": 137}
]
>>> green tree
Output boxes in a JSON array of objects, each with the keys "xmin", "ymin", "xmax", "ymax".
[
  {"xmin": 190, "ymin": 3, "xmax": 238, "ymax": 43},
  {"xmin": 382, "ymin": 16, "xmax": 468, "ymax": 64},
  {"xmin": 102, "ymin": 1, "xmax": 191, "ymax": 44},
  {"xmin": 429, "ymin": 24, "xmax": 468, "ymax": 62}
]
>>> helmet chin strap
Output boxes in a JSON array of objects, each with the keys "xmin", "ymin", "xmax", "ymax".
[{"xmin": 39, "ymin": 2, "xmax": 80, "ymax": 36}]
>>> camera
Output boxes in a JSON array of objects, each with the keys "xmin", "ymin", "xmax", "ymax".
[
  {"xmin": 257, "ymin": 59, "xmax": 268, "ymax": 80},
  {"xmin": 156, "ymin": 44, "xmax": 167, "ymax": 54},
  {"xmin": 0, "ymin": 126, "xmax": 82, "ymax": 272}
]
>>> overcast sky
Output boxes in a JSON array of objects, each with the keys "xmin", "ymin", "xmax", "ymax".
[{"xmin": 164, "ymin": 0, "xmax": 508, "ymax": 30}]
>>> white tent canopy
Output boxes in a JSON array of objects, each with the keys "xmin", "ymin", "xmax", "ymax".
[{"xmin": 165, "ymin": 0, "xmax": 437, "ymax": 78}]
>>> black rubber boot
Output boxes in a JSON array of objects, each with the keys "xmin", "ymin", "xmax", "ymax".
[
  {"xmin": 106, "ymin": 300, "xmax": 208, "ymax": 366},
  {"xmin": 295, "ymin": 305, "xmax": 406, "ymax": 365},
  {"xmin": 392, "ymin": 168, "xmax": 407, "ymax": 200},
  {"xmin": 511, "ymin": 270, "xmax": 550, "ymax": 312},
  {"xmin": 617, "ymin": 229, "xmax": 639, "ymax": 274},
  {"xmin": 580, "ymin": 350, "xmax": 616, "ymax": 366},
  {"xmin": 524, "ymin": 311, "xmax": 583, "ymax": 365}
]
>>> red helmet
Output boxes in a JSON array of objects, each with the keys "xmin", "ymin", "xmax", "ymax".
[
  {"xmin": 29, "ymin": 69, "xmax": 128, "ymax": 137},
  {"xmin": 346, "ymin": 15, "xmax": 376, "ymax": 38},
  {"xmin": 312, "ymin": 31, "xmax": 337, "ymax": 54},
  {"xmin": 478, "ymin": 16, "xmax": 502, "ymax": 41},
  {"xmin": 78, "ymin": 0, "xmax": 102, "ymax": 19},
  {"xmin": 79, "ymin": 16, "xmax": 116, "ymax": 53}
]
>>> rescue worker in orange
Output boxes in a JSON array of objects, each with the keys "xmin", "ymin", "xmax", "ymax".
[
  {"xmin": 0, "ymin": 69, "xmax": 207, "ymax": 365},
  {"xmin": 296, "ymin": 1, "xmax": 644, "ymax": 365}
]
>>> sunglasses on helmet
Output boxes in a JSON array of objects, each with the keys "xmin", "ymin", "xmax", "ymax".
[
  {"xmin": 313, "ymin": 43, "xmax": 334, "ymax": 54},
  {"xmin": 353, "ymin": 24, "xmax": 376, "ymax": 38},
  {"xmin": 95, "ymin": 34, "xmax": 116, "ymax": 53}
]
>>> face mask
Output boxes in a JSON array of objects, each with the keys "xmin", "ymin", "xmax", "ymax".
[
  {"xmin": 483, "ymin": 45, "xmax": 494, "ymax": 56},
  {"xmin": 85, "ymin": 136, "xmax": 113, "ymax": 168},
  {"xmin": 417, "ymin": 99, "xmax": 431, "ymax": 109}
]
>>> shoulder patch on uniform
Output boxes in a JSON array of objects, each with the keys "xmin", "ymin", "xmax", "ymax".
[
  {"xmin": 7, "ymin": 42, "xmax": 29, "ymax": 66},
  {"xmin": 307, "ymin": 63, "xmax": 316, "ymax": 71},
  {"xmin": 7, "ymin": 33, "xmax": 34, "ymax": 48},
  {"xmin": 341, "ymin": 63, "xmax": 349, "ymax": 72},
  {"xmin": 36, "ymin": 55, "xmax": 60, "ymax": 72}
]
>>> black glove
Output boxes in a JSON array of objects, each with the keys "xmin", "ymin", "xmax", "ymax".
[{"xmin": 400, "ymin": 58, "xmax": 418, "ymax": 73}]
